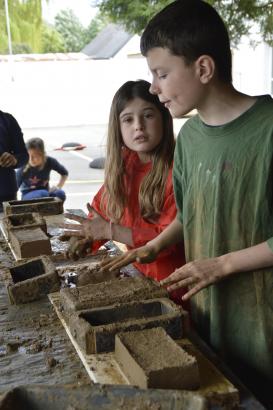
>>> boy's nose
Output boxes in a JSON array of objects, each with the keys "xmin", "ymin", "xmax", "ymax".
[{"xmin": 149, "ymin": 82, "xmax": 160, "ymax": 95}]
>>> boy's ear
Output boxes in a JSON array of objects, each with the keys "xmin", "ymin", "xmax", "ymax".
[{"xmin": 196, "ymin": 55, "xmax": 215, "ymax": 84}]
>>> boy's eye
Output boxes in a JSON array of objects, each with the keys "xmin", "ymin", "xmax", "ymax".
[{"xmin": 158, "ymin": 73, "xmax": 167, "ymax": 79}]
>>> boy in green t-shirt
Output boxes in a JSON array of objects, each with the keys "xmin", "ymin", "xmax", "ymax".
[{"xmin": 101, "ymin": 1, "xmax": 273, "ymax": 407}]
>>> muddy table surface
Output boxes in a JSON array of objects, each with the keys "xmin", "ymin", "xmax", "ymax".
[{"xmin": 0, "ymin": 214, "xmax": 91, "ymax": 392}]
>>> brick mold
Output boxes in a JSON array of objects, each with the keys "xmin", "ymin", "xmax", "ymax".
[
  {"xmin": 115, "ymin": 327, "xmax": 200, "ymax": 390},
  {"xmin": 60, "ymin": 276, "xmax": 169, "ymax": 314},
  {"xmin": 5, "ymin": 255, "xmax": 60, "ymax": 304},
  {"xmin": 0, "ymin": 384, "xmax": 208, "ymax": 410},
  {"xmin": 3, "ymin": 197, "xmax": 63, "ymax": 216},
  {"xmin": 69, "ymin": 297, "xmax": 187, "ymax": 354},
  {"xmin": 2, "ymin": 212, "xmax": 47, "ymax": 241}
]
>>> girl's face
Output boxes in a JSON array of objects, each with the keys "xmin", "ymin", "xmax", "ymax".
[
  {"xmin": 119, "ymin": 97, "xmax": 163, "ymax": 163},
  {"xmin": 28, "ymin": 148, "xmax": 44, "ymax": 167}
]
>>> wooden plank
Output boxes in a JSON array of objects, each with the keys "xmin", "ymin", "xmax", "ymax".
[
  {"xmin": 49, "ymin": 292, "xmax": 239, "ymax": 409},
  {"xmin": 48, "ymin": 292, "xmax": 129, "ymax": 385}
]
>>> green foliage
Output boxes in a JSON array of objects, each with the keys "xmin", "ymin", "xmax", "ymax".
[
  {"xmin": 54, "ymin": 9, "xmax": 86, "ymax": 52},
  {"xmin": 95, "ymin": 0, "xmax": 273, "ymax": 46},
  {"xmin": 41, "ymin": 23, "xmax": 65, "ymax": 53},
  {"xmin": 0, "ymin": 0, "xmax": 44, "ymax": 54},
  {"xmin": 54, "ymin": 9, "xmax": 107, "ymax": 52}
]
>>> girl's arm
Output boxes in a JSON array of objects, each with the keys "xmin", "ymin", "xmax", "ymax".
[
  {"xmin": 57, "ymin": 174, "xmax": 67, "ymax": 189},
  {"xmin": 100, "ymin": 217, "xmax": 183, "ymax": 272}
]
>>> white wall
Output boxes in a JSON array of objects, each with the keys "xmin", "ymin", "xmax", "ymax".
[
  {"xmin": 232, "ymin": 36, "xmax": 272, "ymax": 96},
  {"xmin": 0, "ymin": 34, "xmax": 271, "ymax": 130}
]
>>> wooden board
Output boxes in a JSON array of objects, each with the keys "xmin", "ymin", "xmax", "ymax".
[
  {"xmin": 48, "ymin": 292, "xmax": 129, "ymax": 385},
  {"xmin": 49, "ymin": 292, "xmax": 240, "ymax": 409}
]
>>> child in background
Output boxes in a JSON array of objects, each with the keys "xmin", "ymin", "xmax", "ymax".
[
  {"xmin": 16, "ymin": 137, "xmax": 68, "ymax": 202},
  {"xmin": 64, "ymin": 79, "xmax": 187, "ymax": 307},
  {"xmin": 0, "ymin": 110, "xmax": 28, "ymax": 211},
  {"xmin": 99, "ymin": 1, "xmax": 273, "ymax": 407}
]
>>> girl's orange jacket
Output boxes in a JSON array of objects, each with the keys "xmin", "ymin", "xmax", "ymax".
[{"xmin": 89, "ymin": 150, "xmax": 187, "ymax": 306}]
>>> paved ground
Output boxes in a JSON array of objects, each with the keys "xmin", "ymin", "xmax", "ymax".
[{"xmin": 22, "ymin": 124, "xmax": 108, "ymax": 211}]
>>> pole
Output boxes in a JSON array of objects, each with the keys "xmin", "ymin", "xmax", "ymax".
[
  {"xmin": 4, "ymin": 0, "xmax": 14, "ymax": 81},
  {"xmin": 4, "ymin": 0, "xmax": 13, "ymax": 55}
]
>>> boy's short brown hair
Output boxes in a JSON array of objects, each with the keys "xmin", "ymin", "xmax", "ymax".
[{"xmin": 140, "ymin": 0, "xmax": 232, "ymax": 83}]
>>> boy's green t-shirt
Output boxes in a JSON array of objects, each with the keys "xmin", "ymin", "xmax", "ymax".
[{"xmin": 173, "ymin": 95, "xmax": 273, "ymax": 381}]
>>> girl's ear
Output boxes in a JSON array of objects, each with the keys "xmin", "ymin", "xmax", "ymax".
[{"xmin": 196, "ymin": 55, "xmax": 215, "ymax": 84}]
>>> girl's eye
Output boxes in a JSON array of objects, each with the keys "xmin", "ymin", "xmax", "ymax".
[
  {"xmin": 144, "ymin": 113, "xmax": 154, "ymax": 119},
  {"xmin": 159, "ymin": 74, "xmax": 167, "ymax": 79},
  {"xmin": 122, "ymin": 117, "xmax": 132, "ymax": 124}
]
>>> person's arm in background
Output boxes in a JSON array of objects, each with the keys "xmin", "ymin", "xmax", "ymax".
[
  {"xmin": 6, "ymin": 113, "xmax": 28, "ymax": 168},
  {"xmin": 16, "ymin": 167, "xmax": 23, "ymax": 190},
  {"xmin": 49, "ymin": 157, "xmax": 68, "ymax": 192}
]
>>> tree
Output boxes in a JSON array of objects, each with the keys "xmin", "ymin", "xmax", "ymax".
[
  {"xmin": 41, "ymin": 24, "xmax": 65, "ymax": 53},
  {"xmin": 54, "ymin": 9, "xmax": 107, "ymax": 52},
  {"xmin": 95, "ymin": 0, "xmax": 273, "ymax": 47},
  {"xmin": 0, "ymin": 0, "xmax": 45, "ymax": 54},
  {"xmin": 54, "ymin": 9, "xmax": 87, "ymax": 52}
]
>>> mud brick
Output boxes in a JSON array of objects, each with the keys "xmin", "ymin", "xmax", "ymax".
[
  {"xmin": 3, "ymin": 197, "xmax": 63, "ymax": 216},
  {"xmin": 9, "ymin": 227, "xmax": 51, "ymax": 259},
  {"xmin": 5, "ymin": 255, "xmax": 60, "ymax": 304},
  {"xmin": 60, "ymin": 276, "xmax": 168, "ymax": 314},
  {"xmin": 69, "ymin": 298, "xmax": 188, "ymax": 354},
  {"xmin": 115, "ymin": 327, "xmax": 200, "ymax": 390},
  {"xmin": 2, "ymin": 212, "xmax": 47, "ymax": 241}
]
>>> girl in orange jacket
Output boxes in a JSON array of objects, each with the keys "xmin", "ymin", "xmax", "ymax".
[{"xmin": 64, "ymin": 80, "xmax": 187, "ymax": 306}]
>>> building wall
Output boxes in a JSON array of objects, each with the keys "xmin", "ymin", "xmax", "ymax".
[{"xmin": 0, "ymin": 35, "xmax": 271, "ymax": 130}]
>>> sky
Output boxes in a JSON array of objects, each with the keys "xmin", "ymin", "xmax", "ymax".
[{"xmin": 42, "ymin": 0, "xmax": 98, "ymax": 27}]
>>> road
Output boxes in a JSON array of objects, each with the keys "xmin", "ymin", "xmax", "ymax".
[{"xmin": 22, "ymin": 124, "xmax": 108, "ymax": 211}]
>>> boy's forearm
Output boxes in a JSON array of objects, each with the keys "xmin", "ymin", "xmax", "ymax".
[
  {"xmin": 220, "ymin": 241, "xmax": 273, "ymax": 275},
  {"xmin": 147, "ymin": 217, "xmax": 183, "ymax": 254}
]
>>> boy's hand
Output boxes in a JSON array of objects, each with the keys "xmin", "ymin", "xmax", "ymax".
[
  {"xmin": 0, "ymin": 152, "xmax": 17, "ymax": 167},
  {"xmin": 100, "ymin": 244, "xmax": 158, "ymax": 272},
  {"xmin": 160, "ymin": 257, "xmax": 230, "ymax": 300}
]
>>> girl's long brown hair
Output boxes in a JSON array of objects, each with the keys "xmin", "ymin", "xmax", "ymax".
[
  {"xmin": 102, "ymin": 80, "xmax": 175, "ymax": 222},
  {"xmin": 23, "ymin": 137, "xmax": 46, "ymax": 173}
]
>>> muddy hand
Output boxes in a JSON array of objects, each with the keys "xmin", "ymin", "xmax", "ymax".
[
  {"xmin": 66, "ymin": 236, "xmax": 93, "ymax": 261},
  {"xmin": 100, "ymin": 245, "xmax": 158, "ymax": 272},
  {"xmin": 160, "ymin": 257, "xmax": 230, "ymax": 300},
  {"xmin": 63, "ymin": 212, "xmax": 92, "ymax": 239}
]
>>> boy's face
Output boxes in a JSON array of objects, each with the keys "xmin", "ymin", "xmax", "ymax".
[{"xmin": 147, "ymin": 47, "xmax": 203, "ymax": 118}]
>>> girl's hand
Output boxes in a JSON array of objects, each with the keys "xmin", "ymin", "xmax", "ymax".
[
  {"xmin": 64, "ymin": 207, "xmax": 110, "ymax": 241},
  {"xmin": 160, "ymin": 257, "xmax": 231, "ymax": 300},
  {"xmin": 66, "ymin": 236, "xmax": 93, "ymax": 260},
  {"xmin": 99, "ymin": 244, "xmax": 159, "ymax": 272},
  {"xmin": 0, "ymin": 152, "xmax": 17, "ymax": 167},
  {"xmin": 49, "ymin": 185, "xmax": 58, "ymax": 193}
]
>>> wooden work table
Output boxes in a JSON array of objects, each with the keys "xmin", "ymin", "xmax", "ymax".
[{"xmin": 0, "ymin": 212, "xmax": 266, "ymax": 409}]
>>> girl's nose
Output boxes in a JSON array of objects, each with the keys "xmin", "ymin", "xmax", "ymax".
[{"xmin": 135, "ymin": 118, "xmax": 144, "ymax": 130}]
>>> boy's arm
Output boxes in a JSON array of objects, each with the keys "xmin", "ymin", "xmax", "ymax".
[
  {"xmin": 161, "ymin": 241, "xmax": 273, "ymax": 300},
  {"xmin": 99, "ymin": 217, "xmax": 184, "ymax": 271}
]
